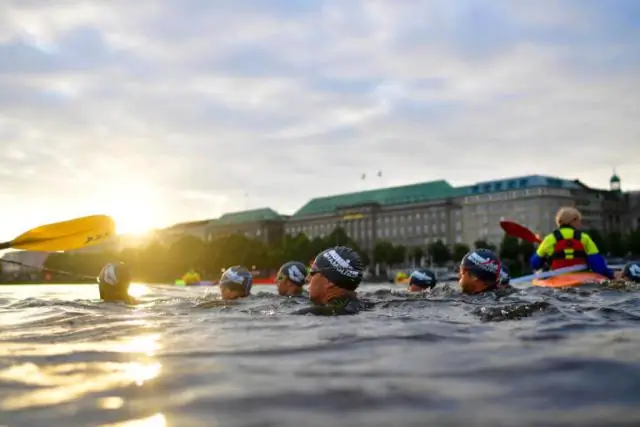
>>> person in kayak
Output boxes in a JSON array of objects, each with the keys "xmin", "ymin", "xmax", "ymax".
[
  {"xmin": 293, "ymin": 245, "xmax": 365, "ymax": 316},
  {"xmin": 529, "ymin": 207, "xmax": 614, "ymax": 279},
  {"xmin": 620, "ymin": 261, "xmax": 640, "ymax": 283},
  {"xmin": 98, "ymin": 261, "xmax": 137, "ymax": 305},
  {"xmin": 459, "ymin": 248, "xmax": 511, "ymax": 294},
  {"xmin": 407, "ymin": 268, "xmax": 437, "ymax": 292},
  {"xmin": 275, "ymin": 261, "xmax": 308, "ymax": 297}
]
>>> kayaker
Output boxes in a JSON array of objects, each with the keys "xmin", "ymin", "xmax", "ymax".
[
  {"xmin": 293, "ymin": 245, "xmax": 366, "ymax": 316},
  {"xmin": 529, "ymin": 207, "xmax": 614, "ymax": 279},
  {"xmin": 620, "ymin": 261, "xmax": 640, "ymax": 283},
  {"xmin": 407, "ymin": 268, "xmax": 437, "ymax": 292},
  {"xmin": 275, "ymin": 261, "xmax": 308, "ymax": 297},
  {"xmin": 459, "ymin": 248, "xmax": 511, "ymax": 294},
  {"xmin": 98, "ymin": 261, "xmax": 138, "ymax": 305}
]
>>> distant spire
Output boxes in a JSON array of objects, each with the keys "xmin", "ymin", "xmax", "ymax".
[{"xmin": 610, "ymin": 167, "xmax": 621, "ymax": 192}]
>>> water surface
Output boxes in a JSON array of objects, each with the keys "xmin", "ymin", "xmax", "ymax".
[{"xmin": 1, "ymin": 282, "xmax": 640, "ymax": 427}]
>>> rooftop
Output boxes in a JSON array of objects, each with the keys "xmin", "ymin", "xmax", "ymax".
[
  {"xmin": 458, "ymin": 175, "xmax": 581, "ymax": 195},
  {"xmin": 214, "ymin": 207, "xmax": 283, "ymax": 226},
  {"xmin": 293, "ymin": 180, "xmax": 455, "ymax": 217},
  {"xmin": 164, "ymin": 219, "xmax": 213, "ymax": 230}
]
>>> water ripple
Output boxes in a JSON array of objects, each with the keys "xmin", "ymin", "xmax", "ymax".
[{"xmin": 1, "ymin": 283, "xmax": 640, "ymax": 426}]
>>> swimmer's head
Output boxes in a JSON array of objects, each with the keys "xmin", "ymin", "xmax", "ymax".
[
  {"xmin": 308, "ymin": 246, "xmax": 364, "ymax": 304},
  {"xmin": 459, "ymin": 249, "xmax": 503, "ymax": 294},
  {"xmin": 219, "ymin": 265, "xmax": 252, "ymax": 300},
  {"xmin": 622, "ymin": 261, "xmax": 640, "ymax": 283},
  {"xmin": 407, "ymin": 268, "xmax": 437, "ymax": 292},
  {"xmin": 98, "ymin": 262, "xmax": 132, "ymax": 302},
  {"xmin": 275, "ymin": 261, "xmax": 307, "ymax": 296}
]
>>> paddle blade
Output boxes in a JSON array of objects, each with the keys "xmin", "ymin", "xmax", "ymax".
[
  {"xmin": 5, "ymin": 215, "xmax": 116, "ymax": 251},
  {"xmin": 499, "ymin": 220, "xmax": 542, "ymax": 243}
]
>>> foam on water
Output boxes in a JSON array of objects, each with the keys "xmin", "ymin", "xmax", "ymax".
[{"xmin": 1, "ymin": 282, "xmax": 640, "ymax": 427}]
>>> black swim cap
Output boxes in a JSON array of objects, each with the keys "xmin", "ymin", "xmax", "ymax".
[
  {"xmin": 310, "ymin": 246, "xmax": 364, "ymax": 291},
  {"xmin": 277, "ymin": 261, "xmax": 307, "ymax": 286},
  {"xmin": 409, "ymin": 268, "xmax": 437, "ymax": 289},
  {"xmin": 623, "ymin": 261, "xmax": 640, "ymax": 283},
  {"xmin": 461, "ymin": 248, "xmax": 503, "ymax": 285},
  {"xmin": 220, "ymin": 265, "xmax": 253, "ymax": 294},
  {"xmin": 97, "ymin": 262, "xmax": 131, "ymax": 290}
]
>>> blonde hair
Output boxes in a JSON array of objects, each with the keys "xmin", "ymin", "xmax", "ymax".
[{"xmin": 555, "ymin": 207, "xmax": 582, "ymax": 227}]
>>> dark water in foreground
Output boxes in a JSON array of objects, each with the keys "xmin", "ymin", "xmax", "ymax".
[{"xmin": 1, "ymin": 282, "xmax": 640, "ymax": 427}]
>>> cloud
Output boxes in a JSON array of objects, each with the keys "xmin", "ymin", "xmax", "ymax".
[{"xmin": 0, "ymin": 0, "xmax": 638, "ymax": 236}]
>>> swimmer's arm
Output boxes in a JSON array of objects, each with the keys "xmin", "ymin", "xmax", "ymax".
[{"xmin": 530, "ymin": 234, "xmax": 555, "ymax": 270}]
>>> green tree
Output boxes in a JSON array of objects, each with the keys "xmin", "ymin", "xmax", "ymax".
[
  {"xmin": 426, "ymin": 240, "xmax": 451, "ymax": 265},
  {"xmin": 474, "ymin": 239, "xmax": 496, "ymax": 252},
  {"xmin": 605, "ymin": 231, "xmax": 627, "ymax": 257},
  {"xmin": 410, "ymin": 246, "xmax": 424, "ymax": 266},
  {"xmin": 627, "ymin": 228, "xmax": 640, "ymax": 255},
  {"xmin": 499, "ymin": 235, "xmax": 520, "ymax": 261},
  {"xmin": 388, "ymin": 244, "xmax": 406, "ymax": 266},
  {"xmin": 452, "ymin": 243, "xmax": 470, "ymax": 262},
  {"xmin": 373, "ymin": 240, "xmax": 394, "ymax": 265}
]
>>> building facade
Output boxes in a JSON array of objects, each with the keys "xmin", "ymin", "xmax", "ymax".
[
  {"xmin": 286, "ymin": 180, "xmax": 460, "ymax": 253},
  {"xmin": 288, "ymin": 173, "xmax": 635, "ymax": 250},
  {"xmin": 106, "ymin": 172, "xmax": 636, "ymax": 257}
]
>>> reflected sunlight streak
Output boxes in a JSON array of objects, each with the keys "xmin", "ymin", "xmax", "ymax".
[
  {"xmin": 0, "ymin": 361, "xmax": 162, "ymax": 410},
  {"xmin": 128, "ymin": 283, "xmax": 151, "ymax": 298},
  {"xmin": 116, "ymin": 334, "xmax": 161, "ymax": 356},
  {"xmin": 101, "ymin": 413, "xmax": 167, "ymax": 427}
]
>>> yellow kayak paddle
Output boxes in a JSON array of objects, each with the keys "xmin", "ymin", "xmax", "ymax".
[{"xmin": 0, "ymin": 215, "xmax": 116, "ymax": 252}]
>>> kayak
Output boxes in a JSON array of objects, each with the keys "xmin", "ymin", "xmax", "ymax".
[{"xmin": 532, "ymin": 272, "xmax": 608, "ymax": 288}]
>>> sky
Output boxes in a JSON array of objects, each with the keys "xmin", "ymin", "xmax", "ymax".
[{"xmin": 0, "ymin": 0, "xmax": 639, "ymax": 238}]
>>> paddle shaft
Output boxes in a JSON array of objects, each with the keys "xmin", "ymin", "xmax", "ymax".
[{"xmin": 0, "ymin": 258, "xmax": 95, "ymax": 281}]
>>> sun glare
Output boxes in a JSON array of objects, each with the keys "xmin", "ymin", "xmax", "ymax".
[{"xmin": 96, "ymin": 179, "xmax": 165, "ymax": 236}]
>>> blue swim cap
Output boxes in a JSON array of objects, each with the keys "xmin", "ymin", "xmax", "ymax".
[
  {"xmin": 277, "ymin": 261, "xmax": 307, "ymax": 286},
  {"xmin": 409, "ymin": 268, "xmax": 437, "ymax": 289},
  {"xmin": 220, "ymin": 265, "xmax": 253, "ymax": 294},
  {"xmin": 460, "ymin": 248, "xmax": 503, "ymax": 285},
  {"xmin": 623, "ymin": 261, "xmax": 640, "ymax": 283}
]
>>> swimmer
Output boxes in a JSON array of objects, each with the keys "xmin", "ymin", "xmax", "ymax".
[
  {"xmin": 459, "ymin": 248, "xmax": 511, "ymax": 294},
  {"xmin": 275, "ymin": 261, "xmax": 308, "ymax": 297},
  {"xmin": 407, "ymin": 268, "xmax": 437, "ymax": 292},
  {"xmin": 98, "ymin": 262, "xmax": 137, "ymax": 305},
  {"xmin": 293, "ymin": 245, "xmax": 365, "ymax": 316},
  {"xmin": 195, "ymin": 265, "xmax": 253, "ymax": 308},
  {"xmin": 620, "ymin": 261, "xmax": 640, "ymax": 283}
]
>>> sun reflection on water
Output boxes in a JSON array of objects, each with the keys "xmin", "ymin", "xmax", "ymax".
[
  {"xmin": 128, "ymin": 283, "xmax": 151, "ymax": 298},
  {"xmin": 0, "ymin": 332, "xmax": 164, "ymax": 411},
  {"xmin": 101, "ymin": 412, "xmax": 167, "ymax": 427},
  {"xmin": 116, "ymin": 334, "xmax": 161, "ymax": 356}
]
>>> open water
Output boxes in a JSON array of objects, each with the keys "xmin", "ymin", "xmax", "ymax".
[{"xmin": 1, "ymin": 281, "xmax": 640, "ymax": 427}]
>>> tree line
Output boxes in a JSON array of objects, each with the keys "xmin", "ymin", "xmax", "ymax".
[{"xmin": 32, "ymin": 226, "xmax": 640, "ymax": 283}]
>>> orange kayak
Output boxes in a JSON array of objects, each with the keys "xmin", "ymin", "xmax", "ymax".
[{"xmin": 532, "ymin": 272, "xmax": 608, "ymax": 288}]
